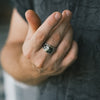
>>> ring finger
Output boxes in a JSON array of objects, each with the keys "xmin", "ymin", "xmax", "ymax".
[{"xmin": 46, "ymin": 26, "xmax": 73, "ymax": 72}]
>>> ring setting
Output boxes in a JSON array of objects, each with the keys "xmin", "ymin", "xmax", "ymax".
[{"xmin": 43, "ymin": 43, "xmax": 56, "ymax": 54}]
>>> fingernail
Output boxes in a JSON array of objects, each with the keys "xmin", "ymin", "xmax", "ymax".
[
  {"xmin": 55, "ymin": 12, "xmax": 61, "ymax": 20},
  {"xmin": 66, "ymin": 11, "xmax": 72, "ymax": 16}
]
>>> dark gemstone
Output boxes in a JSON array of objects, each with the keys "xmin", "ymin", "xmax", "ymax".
[{"xmin": 46, "ymin": 47, "xmax": 53, "ymax": 53}]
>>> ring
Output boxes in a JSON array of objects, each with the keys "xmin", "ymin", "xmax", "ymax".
[{"xmin": 42, "ymin": 43, "xmax": 56, "ymax": 54}]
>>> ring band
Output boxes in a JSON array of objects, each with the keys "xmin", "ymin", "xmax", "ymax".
[{"xmin": 43, "ymin": 43, "xmax": 56, "ymax": 54}]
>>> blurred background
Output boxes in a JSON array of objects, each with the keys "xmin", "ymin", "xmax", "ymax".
[{"xmin": 0, "ymin": 0, "xmax": 12, "ymax": 100}]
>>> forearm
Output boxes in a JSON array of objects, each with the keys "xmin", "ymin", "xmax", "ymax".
[{"xmin": 1, "ymin": 42, "xmax": 48, "ymax": 85}]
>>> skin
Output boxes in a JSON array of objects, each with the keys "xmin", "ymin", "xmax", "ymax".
[{"xmin": 0, "ymin": 8, "xmax": 78, "ymax": 85}]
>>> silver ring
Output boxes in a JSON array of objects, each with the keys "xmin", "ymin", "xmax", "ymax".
[{"xmin": 43, "ymin": 43, "xmax": 56, "ymax": 54}]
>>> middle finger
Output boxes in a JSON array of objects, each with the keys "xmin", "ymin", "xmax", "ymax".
[{"xmin": 45, "ymin": 10, "xmax": 72, "ymax": 48}]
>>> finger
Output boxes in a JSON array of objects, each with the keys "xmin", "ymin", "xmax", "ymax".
[
  {"xmin": 31, "ymin": 12, "xmax": 62, "ymax": 51},
  {"xmin": 25, "ymin": 10, "xmax": 41, "ymax": 32},
  {"xmin": 61, "ymin": 41, "xmax": 78, "ymax": 68},
  {"xmin": 50, "ymin": 41, "xmax": 78, "ymax": 76},
  {"xmin": 46, "ymin": 10, "xmax": 72, "ymax": 47},
  {"xmin": 25, "ymin": 10, "xmax": 41, "ymax": 40},
  {"xmin": 51, "ymin": 26, "xmax": 73, "ymax": 62}
]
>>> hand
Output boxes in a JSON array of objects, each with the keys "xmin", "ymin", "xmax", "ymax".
[{"xmin": 22, "ymin": 10, "xmax": 78, "ymax": 79}]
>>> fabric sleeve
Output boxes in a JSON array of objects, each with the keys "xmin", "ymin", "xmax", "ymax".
[{"xmin": 12, "ymin": 0, "xmax": 34, "ymax": 20}]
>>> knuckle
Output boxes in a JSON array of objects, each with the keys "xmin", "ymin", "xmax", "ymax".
[
  {"xmin": 50, "ymin": 33, "xmax": 61, "ymax": 44},
  {"xmin": 55, "ymin": 33, "xmax": 61, "ymax": 41},
  {"xmin": 32, "ymin": 52, "xmax": 46, "ymax": 69},
  {"xmin": 36, "ymin": 32, "xmax": 45, "ymax": 42},
  {"xmin": 47, "ymin": 20, "xmax": 54, "ymax": 27},
  {"xmin": 33, "ymin": 55, "xmax": 46, "ymax": 68},
  {"xmin": 23, "ymin": 52, "xmax": 31, "ymax": 59},
  {"xmin": 34, "ymin": 60, "xmax": 43, "ymax": 68}
]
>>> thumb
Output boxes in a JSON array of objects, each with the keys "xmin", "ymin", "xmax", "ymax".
[{"xmin": 25, "ymin": 10, "xmax": 41, "ymax": 33}]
